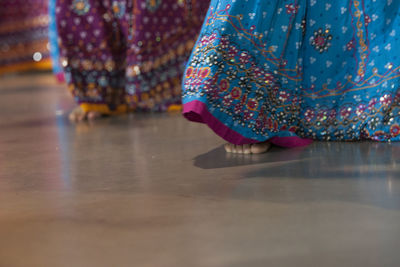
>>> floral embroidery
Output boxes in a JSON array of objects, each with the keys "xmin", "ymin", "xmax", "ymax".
[
  {"xmin": 146, "ymin": 0, "xmax": 162, "ymax": 12},
  {"xmin": 310, "ymin": 28, "xmax": 333, "ymax": 53},
  {"xmin": 112, "ymin": 1, "xmax": 126, "ymax": 18},
  {"xmin": 182, "ymin": 1, "xmax": 400, "ymax": 143},
  {"xmin": 72, "ymin": 0, "xmax": 90, "ymax": 15}
]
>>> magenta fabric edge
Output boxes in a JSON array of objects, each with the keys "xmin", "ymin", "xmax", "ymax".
[
  {"xmin": 183, "ymin": 100, "xmax": 313, "ymax": 148},
  {"xmin": 55, "ymin": 73, "xmax": 65, "ymax": 83}
]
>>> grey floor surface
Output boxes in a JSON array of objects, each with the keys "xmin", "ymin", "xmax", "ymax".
[{"xmin": 0, "ymin": 73, "xmax": 399, "ymax": 267}]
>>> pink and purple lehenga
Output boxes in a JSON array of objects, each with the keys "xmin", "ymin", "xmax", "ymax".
[{"xmin": 57, "ymin": 0, "xmax": 209, "ymax": 115}]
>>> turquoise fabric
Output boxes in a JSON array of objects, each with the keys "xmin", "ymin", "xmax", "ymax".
[
  {"xmin": 183, "ymin": 0, "xmax": 400, "ymax": 143},
  {"xmin": 49, "ymin": 0, "xmax": 62, "ymax": 75}
]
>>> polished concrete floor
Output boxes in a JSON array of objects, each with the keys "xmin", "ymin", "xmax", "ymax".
[{"xmin": 0, "ymin": 73, "xmax": 400, "ymax": 267}]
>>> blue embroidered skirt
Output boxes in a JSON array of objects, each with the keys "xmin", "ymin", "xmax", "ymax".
[{"xmin": 182, "ymin": 0, "xmax": 400, "ymax": 147}]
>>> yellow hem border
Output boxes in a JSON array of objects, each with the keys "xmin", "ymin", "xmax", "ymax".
[
  {"xmin": 167, "ymin": 104, "xmax": 183, "ymax": 112},
  {"xmin": 80, "ymin": 103, "xmax": 129, "ymax": 115},
  {"xmin": 0, "ymin": 59, "xmax": 52, "ymax": 75}
]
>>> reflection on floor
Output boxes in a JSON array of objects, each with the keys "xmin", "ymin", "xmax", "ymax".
[{"xmin": 1, "ymin": 73, "xmax": 400, "ymax": 267}]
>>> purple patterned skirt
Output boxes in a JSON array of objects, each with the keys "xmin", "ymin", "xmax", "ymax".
[{"xmin": 57, "ymin": 0, "xmax": 209, "ymax": 114}]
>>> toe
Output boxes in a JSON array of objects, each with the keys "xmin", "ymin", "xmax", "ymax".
[
  {"xmin": 231, "ymin": 145, "xmax": 238, "ymax": 153},
  {"xmin": 250, "ymin": 142, "xmax": 271, "ymax": 154},
  {"xmin": 68, "ymin": 112, "xmax": 77, "ymax": 122},
  {"xmin": 69, "ymin": 107, "xmax": 85, "ymax": 122},
  {"xmin": 235, "ymin": 145, "xmax": 244, "ymax": 154},
  {"xmin": 224, "ymin": 143, "xmax": 233, "ymax": 153},
  {"xmin": 243, "ymin": 144, "xmax": 251, "ymax": 154},
  {"xmin": 87, "ymin": 111, "xmax": 101, "ymax": 121},
  {"xmin": 77, "ymin": 112, "xmax": 87, "ymax": 122}
]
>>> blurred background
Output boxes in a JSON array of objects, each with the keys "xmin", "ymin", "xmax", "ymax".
[{"xmin": 0, "ymin": 0, "xmax": 63, "ymax": 79}]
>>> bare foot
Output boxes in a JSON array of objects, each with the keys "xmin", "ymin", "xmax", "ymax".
[
  {"xmin": 224, "ymin": 142, "xmax": 271, "ymax": 154},
  {"xmin": 86, "ymin": 110, "xmax": 102, "ymax": 121},
  {"xmin": 68, "ymin": 107, "xmax": 85, "ymax": 122},
  {"xmin": 69, "ymin": 107, "xmax": 102, "ymax": 122}
]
